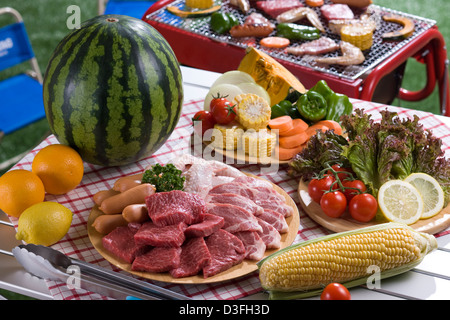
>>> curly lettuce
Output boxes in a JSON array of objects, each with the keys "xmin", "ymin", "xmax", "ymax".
[{"xmin": 289, "ymin": 108, "xmax": 450, "ymax": 204}]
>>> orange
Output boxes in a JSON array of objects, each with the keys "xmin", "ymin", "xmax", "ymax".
[
  {"xmin": 32, "ymin": 144, "xmax": 84, "ymax": 195},
  {"xmin": 0, "ymin": 169, "xmax": 45, "ymax": 218}
]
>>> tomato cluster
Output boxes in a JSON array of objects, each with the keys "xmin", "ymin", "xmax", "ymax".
[
  {"xmin": 192, "ymin": 95, "xmax": 237, "ymax": 136},
  {"xmin": 308, "ymin": 164, "xmax": 378, "ymax": 222}
]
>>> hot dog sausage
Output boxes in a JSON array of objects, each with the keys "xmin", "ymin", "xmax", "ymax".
[
  {"xmin": 99, "ymin": 183, "xmax": 156, "ymax": 214},
  {"xmin": 92, "ymin": 214, "xmax": 128, "ymax": 235},
  {"xmin": 122, "ymin": 204, "xmax": 149, "ymax": 223},
  {"xmin": 113, "ymin": 173, "xmax": 144, "ymax": 193},
  {"xmin": 93, "ymin": 189, "xmax": 120, "ymax": 206}
]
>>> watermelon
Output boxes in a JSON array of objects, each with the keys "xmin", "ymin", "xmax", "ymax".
[{"xmin": 43, "ymin": 15, "xmax": 183, "ymax": 166}]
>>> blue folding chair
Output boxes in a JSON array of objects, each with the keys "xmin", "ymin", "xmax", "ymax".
[
  {"xmin": 98, "ymin": 0, "xmax": 156, "ymax": 19},
  {"xmin": 0, "ymin": 7, "xmax": 45, "ymax": 135}
]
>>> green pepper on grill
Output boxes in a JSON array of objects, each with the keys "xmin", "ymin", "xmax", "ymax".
[
  {"xmin": 210, "ymin": 12, "xmax": 239, "ymax": 34},
  {"xmin": 297, "ymin": 91, "xmax": 327, "ymax": 122},
  {"xmin": 276, "ymin": 23, "xmax": 321, "ymax": 41}
]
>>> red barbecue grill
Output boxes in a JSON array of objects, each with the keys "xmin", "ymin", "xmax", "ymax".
[{"xmin": 142, "ymin": 0, "xmax": 450, "ymax": 116}]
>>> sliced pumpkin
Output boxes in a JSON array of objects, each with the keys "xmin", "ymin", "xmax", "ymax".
[
  {"xmin": 166, "ymin": 5, "xmax": 221, "ymax": 18},
  {"xmin": 382, "ymin": 14, "xmax": 415, "ymax": 40},
  {"xmin": 238, "ymin": 47, "xmax": 306, "ymax": 106}
]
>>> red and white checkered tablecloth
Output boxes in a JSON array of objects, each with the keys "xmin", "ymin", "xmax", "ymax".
[{"xmin": 7, "ymin": 98, "xmax": 450, "ymax": 300}]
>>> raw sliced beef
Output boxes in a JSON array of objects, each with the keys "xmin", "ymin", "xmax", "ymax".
[
  {"xmin": 170, "ymin": 237, "xmax": 211, "ymax": 278},
  {"xmin": 256, "ymin": 0, "xmax": 303, "ymax": 19},
  {"xmin": 145, "ymin": 190, "xmax": 205, "ymax": 226},
  {"xmin": 102, "ymin": 225, "xmax": 149, "ymax": 264},
  {"xmin": 206, "ymin": 203, "xmax": 262, "ymax": 233},
  {"xmin": 134, "ymin": 221, "xmax": 187, "ymax": 247},
  {"xmin": 257, "ymin": 218, "xmax": 281, "ymax": 249},
  {"xmin": 206, "ymin": 193, "xmax": 264, "ymax": 216},
  {"xmin": 257, "ymin": 209, "xmax": 289, "ymax": 233},
  {"xmin": 203, "ymin": 229, "xmax": 246, "ymax": 278},
  {"xmin": 131, "ymin": 247, "xmax": 181, "ymax": 273},
  {"xmin": 233, "ymin": 175, "xmax": 273, "ymax": 189},
  {"xmin": 184, "ymin": 213, "xmax": 224, "ymax": 238},
  {"xmin": 234, "ymin": 231, "xmax": 266, "ymax": 261},
  {"xmin": 320, "ymin": 4, "xmax": 354, "ymax": 20}
]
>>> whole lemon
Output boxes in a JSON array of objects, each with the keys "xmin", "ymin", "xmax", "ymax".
[
  {"xmin": 16, "ymin": 201, "xmax": 73, "ymax": 246},
  {"xmin": 32, "ymin": 144, "xmax": 84, "ymax": 195},
  {"xmin": 0, "ymin": 169, "xmax": 45, "ymax": 218}
]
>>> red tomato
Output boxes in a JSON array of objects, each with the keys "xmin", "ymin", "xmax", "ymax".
[
  {"xmin": 342, "ymin": 179, "xmax": 367, "ymax": 202},
  {"xmin": 320, "ymin": 283, "xmax": 351, "ymax": 300},
  {"xmin": 349, "ymin": 193, "xmax": 378, "ymax": 222},
  {"xmin": 210, "ymin": 96, "xmax": 236, "ymax": 124},
  {"xmin": 320, "ymin": 191, "xmax": 347, "ymax": 218},
  {"xmin": 327, "ymin": 164, "xmax": 353, "ymax": 182},
  {"xmin": 192, "ymin": 110, "xmax": 215, "ymax": 136},
  {"xmin": 308, "ymin": 175, "xmax": 336, "ymax": 203}
]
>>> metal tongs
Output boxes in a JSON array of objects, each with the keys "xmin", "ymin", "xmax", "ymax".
[{"xmin": 12, "ymin": 243, "xmax": 190, "ymax": 300}]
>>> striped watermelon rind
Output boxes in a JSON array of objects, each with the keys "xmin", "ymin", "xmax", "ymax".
[{"xmin": 43, "ymin": 15, "xmax": 183, "ymax": 166}]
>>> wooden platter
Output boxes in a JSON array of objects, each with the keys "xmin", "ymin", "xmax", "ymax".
[
  {"xmin": 87, "ymin": 175, "xmax": 300, "ymax": 284},
  {"xmin": 298, "ymin": 179, "xmax": 450, "ymax": 235}
]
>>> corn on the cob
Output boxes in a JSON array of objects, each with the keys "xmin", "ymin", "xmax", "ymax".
[
  {"xmin": 185, "ymin": 0, "xmax": 213, "ymax": 9},
  {"xmin": 234, "ymin": 93, "xmax": 271, "ymax": 129},
  {"xmin": 257, "ymin": 223, "xmax": 437, "ymax": 299},
  {"xmin": 242, "ymin": 129, "xmax": 277, "ymax": 158},
  {"xmin": 340, "ymin": 23, "xmax": 374, "ymax": 51},
  {"xmin": 211, "ymin": 122, "xmax": 244, "ymax": 150}
]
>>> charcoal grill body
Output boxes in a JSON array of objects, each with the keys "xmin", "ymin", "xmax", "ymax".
[{"xmin": 143, "ymin": 0, "xmax": 449, "ymax": 116}]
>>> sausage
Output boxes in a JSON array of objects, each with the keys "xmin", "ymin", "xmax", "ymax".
[
  {"xmin": 93, "ymin": 189, "xmax": 119, "ymax": 206},
  {"xmin": 91, "ymin": 214, "xmax": 128, "ymax": 235},
  {"xmin": 230, "ymin": 24, "xmax": 274, "ymax": 38},
  {"xmin": 113, "ymin": 173, "xmax": 144, "ymax": 193},
  {"xmin": 122, "ymin": 204, "xmax": 149, "ymax": 223},
  {"xmin": 99, "ymin": 183, "xmax": 156, "ymax": 214}
]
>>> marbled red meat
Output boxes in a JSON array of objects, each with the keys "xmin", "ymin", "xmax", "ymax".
[
  {"xmin": 184, "ymin": 213, "xmax": 224, "ymax": 238},
  {"xmin": 256, "ymin": 0, "xmax": 304, "ymax": 19},
  {"xmin": 170, "ymin": 237, "xmax": 211, "ymax": 278},
  {"xmin": 145, "ymin": 190, "xmax": 205, "ymax": 226},
  {"xmin": 131, "ymin": 247, "xmax": 181, "ymax": 273},
  {"xmin": 134, "ymin": 221, "xmax": 187, "ymax": 247},
  {"xmin": 102, "ymin": 225, "xmax": 149, "ymax": 264},
  {"xmin": 203, "ymin": 229, "xmax": 246, "ymax": 278}
]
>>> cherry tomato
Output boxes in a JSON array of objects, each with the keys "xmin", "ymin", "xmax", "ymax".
[
  {"xmin": 308, "ymin": 175, "xmax": 336, "ymax": 203},
  {"xmin": 210, "ymin": 96, "xmax": 236, "ymax": 124},
  {"xmin": 327, "ymin": 164, "xmax": 353, "ymax": 182},
  {"xmin": 320, "ymin": 191, "xmax": 347, "ymax": 218},
  {"xmin": 342, "ymin": 179, "xmax": 367, "ymax": 202},
  {"xmin": 349, "ymin": 193, "xmax": 378, "ymax": 222},
  {"xmin": 320, "ymin": 283, "xmax": 351, "ymax": 300},
  {"xmin": 192, "ymin": 110, "xmax": 216, "ymax": 136}
]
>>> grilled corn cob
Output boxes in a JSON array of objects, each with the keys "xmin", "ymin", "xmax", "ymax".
[
  {"xmin": 242, "ymin": 129, "xmax": 277, "ymax": 158},
  {"xmin": 257, "ymin": 223, "xmax": 437, "ymax": 299},
  {"xmin": 340, "ymin": 23, "xmax": 374, "ymax": 51},
  {"xmin": 234, "ymin": 93, "xmax": 271, "ymax": 129},
  {"xmin": 211, "ymin": 122, "xmax": 244, "ymax": 150},
  {"xmin": 185, "ymin": 0, "xmax": 214, "ymax": 9}
]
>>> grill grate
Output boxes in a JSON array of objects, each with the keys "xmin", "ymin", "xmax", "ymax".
[{"xmin": 146, "ymin": 0, "xmax": 436, "ymax": 80}]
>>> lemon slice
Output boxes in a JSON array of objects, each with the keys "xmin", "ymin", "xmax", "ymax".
[
  {"xmin": 378, "ymin": 180, "xmax": 423, "ymax": 225},
  {"xmin": 404, "ymin": 173, "xmax": 445, "ymax": 219}
]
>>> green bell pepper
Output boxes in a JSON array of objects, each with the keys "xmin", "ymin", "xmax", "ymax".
[
  {"xmin": 297, "ymin": 91, "xmax": 327, "ymax": 122},
  {"xmin": 276, "ymin": 23, "xmax": 321, "ymax": 41},
  {"xmin": 325, "ymin": 92, "xmax": 353, "ymax": 122},
  {"xmin": 271, "ymin": 100, "xmax": 292, "ymax": 119},
  {"xmin": 310, "ymin": 80, "xmax": 334, "ymax": 101},
  {"xmin": 210, "ymin": 12, "xmax": 239, "ymax": 34}
]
